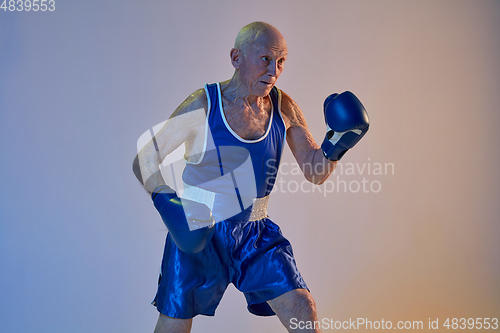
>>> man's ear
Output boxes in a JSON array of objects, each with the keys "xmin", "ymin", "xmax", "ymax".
[{"xmin": 230, "ymin": 48, "xmax": 240, "ymax": 69}]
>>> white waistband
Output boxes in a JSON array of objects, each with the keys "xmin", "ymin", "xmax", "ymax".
[{"xmin": 181, "ymin": 184, "xmax": 269, "ymax": 222}]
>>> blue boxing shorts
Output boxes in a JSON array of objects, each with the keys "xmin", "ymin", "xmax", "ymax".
[{"xmin": 152, "ymin": 218, "xmax": 308, "ymax": 319}]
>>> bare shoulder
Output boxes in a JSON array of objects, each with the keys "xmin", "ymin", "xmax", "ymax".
[
  {"xmin": 162, "ymin": 87, "xmax": 209, "ymax": 136},
  {"xmin": 153, "ymin": 87, "xmax": 209, "ymax": 156},
  {"xmin": 171, "ymin": 87, "xmax": 208, "ymax": 119},
  {"xmin": 278, "ymin": 89, "xmax": 308, "ymax": 129}
]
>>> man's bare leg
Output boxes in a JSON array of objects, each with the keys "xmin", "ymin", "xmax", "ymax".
[
  {"xmin": 267, "ymin": 288, "xmax": 321, "ymax": 333},
  {"xmin": 153, "ymin": 313, "xmax": 192, "ymax": 333}
]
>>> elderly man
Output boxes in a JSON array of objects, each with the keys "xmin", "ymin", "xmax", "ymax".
[{"xmin": 134, "ymin": 21, "xmax": 369, "ymax": 333}]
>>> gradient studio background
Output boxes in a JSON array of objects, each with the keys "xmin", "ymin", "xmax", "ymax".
[{"xmin": 1, "ymin": 0, "xmax": 499, "ymax": 332}]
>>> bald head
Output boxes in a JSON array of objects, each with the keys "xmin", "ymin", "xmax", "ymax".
[
  {"xmin": 234, "ymin": 21, "xmax": 287, "ymax": 55},
  {"xmin": 229, "ymin": 22, "xmax": 287, "ymax": 97}
]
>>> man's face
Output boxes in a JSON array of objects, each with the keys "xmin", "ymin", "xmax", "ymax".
[{"xmin": 238, "ymin": 38, "xmax": 288, "ymax": 97}]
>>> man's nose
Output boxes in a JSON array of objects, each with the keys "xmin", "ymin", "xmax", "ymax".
[{"xmin": 267, "ymin": 60, "xmax": 278, "ymax": 77}]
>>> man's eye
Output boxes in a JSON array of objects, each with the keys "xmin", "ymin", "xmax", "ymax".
[{"xmin": 262, "ymin": 56, "xmax": 270, "ymax": 62}]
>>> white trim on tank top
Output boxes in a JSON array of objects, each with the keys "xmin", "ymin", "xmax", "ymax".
[{"xmin": 216, "ymin": 82, "xmax": 273, "ymax": 143}]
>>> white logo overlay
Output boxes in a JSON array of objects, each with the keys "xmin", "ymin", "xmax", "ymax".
[{"xmin": 136, "ymin": 110, "xmax": 258, "ymax": 229}]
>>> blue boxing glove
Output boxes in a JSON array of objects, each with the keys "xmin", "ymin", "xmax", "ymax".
[
  {"xmin": 152, "ymin": 185, "xmax": 215, "ymax": 253},
  {"xmin": 321, "ymin": 91, "xmax": 370, "ymax": 161}
]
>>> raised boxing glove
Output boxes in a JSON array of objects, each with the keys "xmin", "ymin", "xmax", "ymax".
[
  {"xmin": 321, "ymin": 91, "xmax": 369, "ymax": 161},
  {"xmin": 152, "ymin": 185, "xmax": 215, "ymax": 253}
]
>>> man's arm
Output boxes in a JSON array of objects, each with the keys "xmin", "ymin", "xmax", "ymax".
[
  {"xmin": 280, "ymin": 90, "xmax": 337, "ymax": 185},
  {"xmin": 133, "ymin": 89, "xmax": 208, "ymax": 193}
]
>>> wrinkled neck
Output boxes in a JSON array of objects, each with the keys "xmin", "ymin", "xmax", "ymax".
[{"xmin": 223, "ymin": 72, "xmax": 265, "ymax": 109}]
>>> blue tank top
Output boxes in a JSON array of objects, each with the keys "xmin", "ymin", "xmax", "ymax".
[{"xmin": 182, "ymin": 82, "xmax": 286, "ymax": 200}]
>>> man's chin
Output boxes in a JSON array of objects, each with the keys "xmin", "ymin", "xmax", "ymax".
[
  {"xmin": 260, "ymin": 85, "xmax": 274, "ymax": 96},
  {"xmin": 249, "ymin": 84, "xmax": 274, "ymax": 98}
]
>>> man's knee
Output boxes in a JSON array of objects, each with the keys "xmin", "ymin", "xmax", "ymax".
[
  {"xmin": 269, "ymin": 288, "xmax": 317, "ymax": 316},
  {"xmin": 268, "ymin": 289, "xmax": 320, "ymax": 332},
  {"xmin": 154, "ymin": 313, "xmax": 192, "ymax": 333},
  {"xmin": 291, "ymin": 289, "xmax": 317, "ymax": 315}
]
